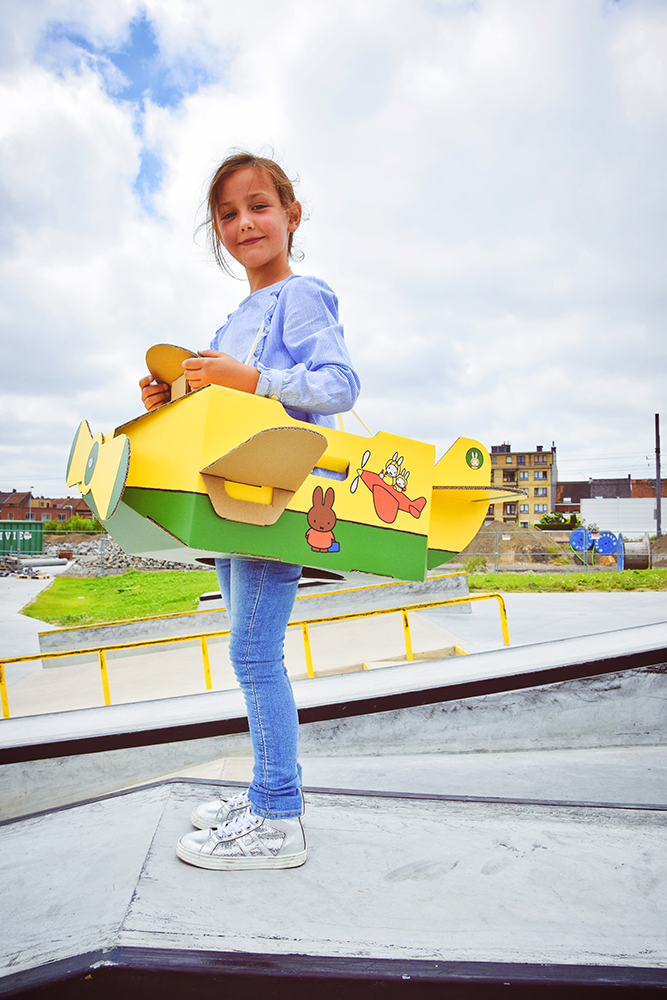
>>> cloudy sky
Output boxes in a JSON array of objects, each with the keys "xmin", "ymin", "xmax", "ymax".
[{"xmin": 1, "ymin": 0, "xmax": 665, "ymax": 499}]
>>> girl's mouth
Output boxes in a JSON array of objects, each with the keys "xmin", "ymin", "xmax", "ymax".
[{"xmin": 240, "ymin": 237, "xmax": 263, "ymax": 246}]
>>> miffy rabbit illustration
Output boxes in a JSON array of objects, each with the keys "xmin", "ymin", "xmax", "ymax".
[
  {"xmin": 395, "ymin": 468, "xmax": 410, "ymax": 493},
  {"xmin": 306, "ymin": 485, "xmax": 339, "ymax": 552},
  {"xmin": 379, "ymin": 452, "xmax": 403, "ymax": 486}
]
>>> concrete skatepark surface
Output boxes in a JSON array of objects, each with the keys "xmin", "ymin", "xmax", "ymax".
[
  {"xmin": 1, "ymin": 783, "xmax": 666, "ymax": 984},
  {"xmin": 1, "ymin": 571, "xmax": 666, "ymax": 994}
]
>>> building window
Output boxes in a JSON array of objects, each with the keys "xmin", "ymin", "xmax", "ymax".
[
  {"xmin": 516, "ymin": 455, "xmax": 526, "ymax": 465},
  {"xmin": 25, "ymin": 513, "xmax": 35, "ymax": 520},
  {"xmin": 504, "ymin": 503, "xmax": 517, "ymax": 515},
  {"xmin": 534, "ymin": 454, "xmax": 548, "ymax": 464},
  {"xmin": 503, "ymin": 471, "xmax": 516, "ymax": 483},
  {"xmin": 534, "ymin": 470, "xmax": 547, "ymax": 480},
  {"xmin": 57, "ymin": 513, "xmax": 67, "ymax": 521},
  {"xmin": 6, "ymin": 512, "xmax": 13, "ymax": 520},
  {"xmin": 505, "ymin": 456, "xmax": 512, "ymax": 464},
  {"xmin": 489, "ymin": 471, "xmax": 494, "ymax": 483},
  {"xmin": 519, "ymin": 504, "xmax": 529, "ymax": 513},
  {"xmin": 519, "ymin": 470, "xmax": 529, "ymax": 480},
  {"xmin": 520, "ymin": 521, "xmax": 529, "ymax": 528},
  {"xmin": 487, "ymin": 504, "xmax": 494, "ymax": 515},
  {"xmin": 534, "ymin": 504, "xmax": 548, "ymax": 513},
  {"xmin": 534, "ymin": 488, "xmax": 547, "ymax": 497},
  {"xmin": 491, "ymin": 456, "xmax": 497, "ymax": 464}
]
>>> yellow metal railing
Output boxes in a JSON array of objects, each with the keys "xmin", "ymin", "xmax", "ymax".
[{"xmin": 0, "ymin": 591, "xmax": 509, "ymax": 719}]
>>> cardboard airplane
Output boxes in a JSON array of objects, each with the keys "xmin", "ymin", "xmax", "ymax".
[{"xmin": 65, "ymin": 344, "xmax": 524, "ymax": 582}]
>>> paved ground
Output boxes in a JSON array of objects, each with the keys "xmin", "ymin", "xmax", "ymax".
[
  {"xmin": 2, "ymin": 574, "xmax": 667, "ymax": 717},
  {"xmin": 1, "ymin": 781, "xmax": 666, "ymax": 986},
  {"xmin": 1, "ymin": 575, "xmax": 666, "ymax": 988},
  {"xmin": 152, "ymin": 744, "xmax": 667, "ymax": 807},
  {"xmin": 418, "ymin": 589, "xmax": 667, "ymax": 652},
  {"xmin": 0, "ymin": 575, "xmax": 58, "ymax": 682}
]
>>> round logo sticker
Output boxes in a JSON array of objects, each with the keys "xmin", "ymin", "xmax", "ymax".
[{"xmin": 466, "ymin": 448, "xmax": 483, "ymax": 470}]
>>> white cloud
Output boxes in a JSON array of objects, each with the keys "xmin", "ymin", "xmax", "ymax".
[{"xmin": 0, "ymin": 0, "xmax": 665, "ymax": 501}]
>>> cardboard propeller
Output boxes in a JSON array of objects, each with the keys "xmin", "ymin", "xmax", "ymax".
[
  {"xmin": 146, "ymin": 344, "xmax": 199, "ymax": 402},
  {"xmin": 66, "ymin": 420, "xmax": 130, "ymax": 520}
]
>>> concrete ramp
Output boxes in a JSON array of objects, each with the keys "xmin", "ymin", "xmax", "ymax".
[
  {"xmin": 1, "ymin": 609, "xmax": 666, "ymax": 995},
  {"xmin": 3, "ymin": 620, "xmax": 666, "ymax": 760},
  {"xmin": 0, "ymin": 621, "xmax": 666, "ymax": 818},
  {"xmin": 0, "ymin": 781, "xmax": 665, "ymax": 996}
]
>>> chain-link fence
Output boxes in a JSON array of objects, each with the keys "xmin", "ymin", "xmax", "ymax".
[{"xmin": 447, "ymin": 528, "xmax": 621, "ymax": 572}]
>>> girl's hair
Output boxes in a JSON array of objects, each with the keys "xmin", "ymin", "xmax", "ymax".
[{"xmin": 203, "ymin": 151, "xmax": 300, "ymax": 274}]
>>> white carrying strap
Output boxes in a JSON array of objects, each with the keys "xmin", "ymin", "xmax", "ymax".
[
  {"xmin": 246, "ymin": 310, "xmax": 372, "ymax": 439},
  {"xmin": 337, "ymin": 409, "xmax": 373, "ymax": 435},
  {"xmin": 244, "ymin": 320, "xmax": 265, "ymax": 366}
]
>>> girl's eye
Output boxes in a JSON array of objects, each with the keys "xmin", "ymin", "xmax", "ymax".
[
  {"xmin": 252, "ymin": 203, "xmax": 268, "ymax": 211},
  {"xmin": 221, "ymin": 211, "xmax": 236, "ymax": 221}
]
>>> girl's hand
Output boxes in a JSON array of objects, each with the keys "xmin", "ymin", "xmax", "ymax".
[
  {"xmin": 140, "ymin": 374, "xmax": 170, "ymax": 411},
  {"xmin": 183, "ymin": 350, "xmax": 260, "ymax": 394}
]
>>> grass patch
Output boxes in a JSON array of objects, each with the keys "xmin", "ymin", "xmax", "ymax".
[
  {"xmin": 468, "ymin": 569, "xmax": 667, "ymax": 593},
  {"xmin": 21, "ymin": 566, "xmax": 667, "ymax": 627},
  {"xmin": 22, "ymin": 569, "xmax": 218, "ymax": 626}
]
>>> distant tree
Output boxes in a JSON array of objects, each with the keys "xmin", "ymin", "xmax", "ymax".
[
  {"xmin": 43, "ymin": 514, "xmax": 103, "ymax": 532},
  {"xmin": 535, "ymin": 512, "xmax": 580, "ymax": 530}
]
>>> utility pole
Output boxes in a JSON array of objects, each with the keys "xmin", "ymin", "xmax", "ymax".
[{"xmin": 656, "ymin": 413, "xmax": 662, "ymax": 539}]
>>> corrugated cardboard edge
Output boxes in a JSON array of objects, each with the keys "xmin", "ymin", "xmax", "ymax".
[
  {"xmin": 146, "ymin": 344, "xmax": 198, "ymax": 385},
  {"xmin": 201, "ymin": 426, "xmax": 327, "ymax": 526}
]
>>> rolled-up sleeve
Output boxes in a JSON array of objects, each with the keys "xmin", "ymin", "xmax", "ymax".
[{"xmin": 254, "ymin": 278, "xmax": 360, "ymax": 416}]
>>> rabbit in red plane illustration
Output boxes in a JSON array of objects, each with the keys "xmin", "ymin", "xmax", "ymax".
[
  {"xmin": 352, "ymin": 451, "xmax": 426, "ymax": 525},
  {"xmin": 379, "ymin": 452, "xmax": 402, "ymax": 486}
]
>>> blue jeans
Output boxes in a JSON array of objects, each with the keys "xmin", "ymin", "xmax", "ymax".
[{"xmin": 215, "ymin": 557, "xmax": 303, "ymax": 819}]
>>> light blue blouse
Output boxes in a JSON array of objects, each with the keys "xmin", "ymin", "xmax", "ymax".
[{"xmin": 209, "ymin": 275, "xmax": 360, "ymax": 429}]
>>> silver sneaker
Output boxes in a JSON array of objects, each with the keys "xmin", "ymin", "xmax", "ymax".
[
  {"xmin": 177, "ymin": 808, "xmax": 307, "ymax": 870},
  {"xmin": 191, "ymin": 788, "xmax": 305, "ymax": 830},
  {"xmin": 190, "ymin": 789, "xmax": 250, "ymax": 830}
]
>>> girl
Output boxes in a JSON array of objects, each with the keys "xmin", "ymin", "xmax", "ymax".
[{"xmin": 140, "ymin": 153, "xmax": 360, "ymax": 870}]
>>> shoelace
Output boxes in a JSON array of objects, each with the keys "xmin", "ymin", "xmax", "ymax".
[
  {"xmin": 223, "ymin": 790, "xmax": 248, "ymax": 809},
  {"xmin": 216, "ymin": 806, "xmax": 260, "ymax": 839}
]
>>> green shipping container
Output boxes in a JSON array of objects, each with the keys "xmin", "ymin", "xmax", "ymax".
[{"xmin": 0, "ymin": 520, "xmax": 44, "ymax": 556}]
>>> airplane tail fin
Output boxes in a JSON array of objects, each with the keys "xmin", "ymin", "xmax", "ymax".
[{"xmin": 433, "ymin": 438, "xmax": 490, "ymax": 488}]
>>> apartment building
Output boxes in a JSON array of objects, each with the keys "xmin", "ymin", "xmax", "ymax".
[{"xmin": 485, "ymin": 442, "xmax": 558, "ymax": 526}]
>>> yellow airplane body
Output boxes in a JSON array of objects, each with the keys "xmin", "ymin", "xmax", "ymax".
[{"xmin": 66, "ymin": 355, "xmax": 522, "ymax": 581}]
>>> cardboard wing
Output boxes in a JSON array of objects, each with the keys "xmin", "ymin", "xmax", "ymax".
[{"xmin": 200, "ymin": 426, "xmax": 328, "ymax": 526}]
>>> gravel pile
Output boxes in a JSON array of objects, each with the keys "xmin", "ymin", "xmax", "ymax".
[
  {"xmin": 651, "ymin": 534, "xmax": 667, "ymax": 567},
  {"xmin": 449, "ymin": 522, "xmax": 577, "ymax": 568},
  {"xmin": 44, "ymin": 537, "xmax": 207, "ymax": 577}
]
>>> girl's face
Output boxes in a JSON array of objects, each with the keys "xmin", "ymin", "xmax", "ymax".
[{"xmin": 215, "ymin": 167, "xmax": 301, "ymax": 292}]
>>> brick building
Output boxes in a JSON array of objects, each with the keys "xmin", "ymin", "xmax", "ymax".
[
  {"xmin": 556, "ymin": 478, "xmax": 660, "ymax": 516},
  {"xmin": 0, "ymin": 490, "xmax": 92, "ymax": 522}
]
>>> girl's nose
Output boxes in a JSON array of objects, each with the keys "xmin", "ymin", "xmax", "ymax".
[{"xmin": 240, "ymin": 215, "xmax": 254, "ymax": 231}]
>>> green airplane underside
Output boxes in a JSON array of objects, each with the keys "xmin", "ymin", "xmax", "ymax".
[{"xmin": 102, "ymin": 487, "xmax": 457, "ymax": 581}]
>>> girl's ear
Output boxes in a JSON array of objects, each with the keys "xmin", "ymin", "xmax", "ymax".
[{"xmin": 287, "ymin": 201, "xmax": 302, "ymax": 233}]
